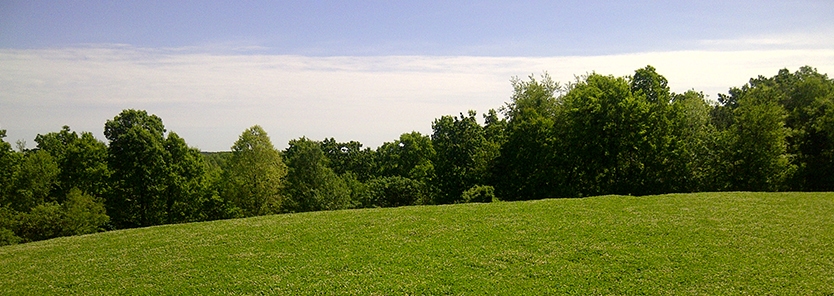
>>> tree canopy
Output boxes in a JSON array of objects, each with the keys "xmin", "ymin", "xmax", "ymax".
[{"xmin": 3, "ymin": 65, "xmax": 833, "ymax": 245}]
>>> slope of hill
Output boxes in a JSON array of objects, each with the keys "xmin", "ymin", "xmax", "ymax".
[{"xmin": 1, "ymin": 192, "xmax": 833, "ymax": 294}]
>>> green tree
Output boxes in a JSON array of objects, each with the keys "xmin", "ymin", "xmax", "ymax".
[
  {"xmin": 164, "ymin": 133, "xmax": 212, "ymax": 223},
  {"xmin": 35, "ymin": 126, "xmax": 110, "ymax": 199},
  {"xmin": 15, "ymin": 202, "xmax": 64, "ymax": 242},
  {"xmin": 376, "ymin": 132, "xmax": 435, "ymax": 183},
  {"xmin": 321, "ymin": 138, "xmax": 377, "ymax": 181},
  {"xmin": 631, "ymin": 65, "xmax": 671, "ymax": 104},
  {"xmin": 8, "ymin": 150, "xmax": 60, "ymax": 212},
  {"xmin": 431, "ymin": 111, "xmax": 496, "ymax": 204},
  {"xmin": 752, "ymin": 66, "xmax": 834, "ymax": 191},
  {"xmin": 61, "ymin": 188, "xmax": 109, "ymax": 236},
  {"xmin": 0, "ymin": 130, "xmax": 20, "ymax": 204},
  {"xmin": 492, "ymin": 73, "xmax": 564, "ymax": 200},
  {"xmin": 724, "ymin": 86, "xmax": 794, "ymax": 191},
  {"xmin": 0, "ymin": 206, "xmax": 22, "ymax": 246},
  {"xmin": 223, "ymin": 125, "xmax": 287, "ymax": 217},
  {"xmin": 283, "ymin": 137, "xmax": 352, "ymax": 212},
  {"xmin": 669, "ymin": 90, "xmax": 721, "ymax": 192},
  {"xmin": 461, "ymin": 185, "xmax": 496, "ymax": 203},
  {"xmin": 105, "ymin": 109, "xmax": 209, "ymax": 228},
  {"xmin": 104, "ymin": 109, "xmax": 169, "ymax": 228},
  {"xmin": 559, "ymin": 72, "xmax": 658, "ymax": 196}
]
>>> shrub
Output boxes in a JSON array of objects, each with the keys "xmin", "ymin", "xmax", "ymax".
[
  {"xmin": 62, "ymin": 188, "xmax": 109, "ymax": 235},
  {"xmin": 461, "ymin": 185, "xmax": 497, "ymax": 203},
  {"xmin": 363, "ymin": 176, "xmax": 428, "ymax": 208}
]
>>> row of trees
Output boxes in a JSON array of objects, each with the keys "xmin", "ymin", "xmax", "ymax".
[{"xmin": 2, "ymin": 65, "xmax": 832, "ymax": 245}]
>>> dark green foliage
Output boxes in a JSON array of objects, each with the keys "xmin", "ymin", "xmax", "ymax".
[
  {"xmin": 492, "ymin": 74, "xmax": 564, "ymax": 200},
  {"xmin": 431, "ymin": 111, "xmax": 497, "ymax": 204},
  {"xmin": 0, "ymin": 130, "xmax": 21, "ymax": 204},
  {"xmin": 284, "ymin": 137, "xmax": 352, "ymax": 212},
  {"xmin": 321, "ymin": 138, "xmax": 377, "ymax": 181},
  {"xmin": 35, "ymin": 126, "xmax": 110, "ymax": 199},
  {"xmin": 2, "ymin": 189, "xmax": 109, "ymax": 244},
  {"xmin": 460, "ymin": 185, "xmax": 496, "ymax": 203},
  {"xmin": 376, "ymin": 132, "xmax": 436, "ymax": 185},
  {"xmin": 723, "ymin": 87, "xmax": 794, "ymax": 191},
  {"xmin": 104, "ymin": 109, "xmax": 210, "ymax": 228},
  {"xmin": 163, "ymin": 133, "xmax": 212, "ymax": 223},
  {"xmin": 14, "ymin": 202, "xmax": 65, "ymax": 242},
  {"xmin": 362, "ymin": 176, "xmax": 429, "ymax": 208},
  {"xmin": 0, "ymin": 206, "xmax": 22, "ymax": 246},
  {"xmin": 104, "ymin": 110, "xmax": 169, "ymax": 228},
  {"xmin": 559, "ymin": 73, "xmax": 656, "ymax": 196},
  {"xmin": 668, "ymin": 90, "xmax": 721, "ymax": 192},
  {"xmin": 7, "ymin": 150, "xmax": 60, "ymax": 212},
  {"xmin": 711, "ymin": 66, "xmax": 834, "ymax": 191},
  {"xmin": 495, "ymin": 68, "xmax": 722, "ymax": 199}
]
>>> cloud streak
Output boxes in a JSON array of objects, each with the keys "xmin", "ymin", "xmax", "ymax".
[{"xmin": 2, "ymin": 46, "xmax": 833, "ymax": 151}]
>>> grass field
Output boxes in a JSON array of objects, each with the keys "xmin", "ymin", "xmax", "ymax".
[{"xmin": 1, "ymin": 192, "xmax": 833, "ymax": 295}]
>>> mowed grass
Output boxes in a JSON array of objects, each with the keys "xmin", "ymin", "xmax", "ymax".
[{"xmin": 1, "ymin": 192, "xmax": 833, "ymax": 295}]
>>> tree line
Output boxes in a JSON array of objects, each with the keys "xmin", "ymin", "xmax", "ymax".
[{"xmin": 2, "ymin": 65, "xmax": 832, "ymax": 245}]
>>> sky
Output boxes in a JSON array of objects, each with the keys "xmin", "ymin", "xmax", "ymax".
[{"xmin": 1, "ymin": 1, "xmax": 833, "ymax": 151}]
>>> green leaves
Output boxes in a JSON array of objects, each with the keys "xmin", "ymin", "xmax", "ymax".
[
  {"xmin": 224, "ymin": 125, "xmax": 287, "ymax": 217},
  {"xmin": 104, "ymin": 109, "xmax": 210, "ymax": 228},
  {"xmin": 284, "ymin": 137, "xmax": 351, "ymax": 212},
  {"xmin": 431, "ymin": 111, "xmax": 496, "ymax": 204}
]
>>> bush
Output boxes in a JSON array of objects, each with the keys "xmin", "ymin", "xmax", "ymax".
[
  {"xmin": 0, "ymin": 206, "xmax": 22, "ymax": 246},
  {"xmin": 363, "ymin": 176, "xmax": 428, "ymax": 208},
  {"xmin": 461, "ymin": 185, "xmax": 497, "ymax": 203},
  {"xmin": 62, "ymin": 188, "xmax": 109, "ymax": 235},
  {"xmin": 16, "ymin": 202, "xmax": 64, "ymax": 242}
]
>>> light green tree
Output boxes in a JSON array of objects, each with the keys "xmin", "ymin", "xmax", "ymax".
[{"xmin": 224, "ymin": 125, "xmax": 287, "ymax": 217}]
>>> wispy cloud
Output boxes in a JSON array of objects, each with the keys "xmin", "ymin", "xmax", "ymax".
[{"xmin": 2, "ymin": 45, "xmax": 833, "ymax": 151}]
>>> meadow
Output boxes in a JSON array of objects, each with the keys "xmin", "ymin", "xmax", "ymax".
[{"xmin": 1, "ymin": 192, "xmax": 833, "ymax": 295}]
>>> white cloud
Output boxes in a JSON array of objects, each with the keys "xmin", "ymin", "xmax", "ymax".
[{"xmin": 2, "ymin": 46, "xmax": 833, "ymax": 151}]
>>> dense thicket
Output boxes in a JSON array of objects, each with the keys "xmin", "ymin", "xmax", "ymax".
[{"xmin": 1, "ymin": 65, "xmax": 832, "ymax": 245}]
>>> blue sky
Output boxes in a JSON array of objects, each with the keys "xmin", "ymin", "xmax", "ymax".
[
  {"xmin": 3, "ymin": 1, "xmax": 832, "ymax": 55},
  {"xmin": 1, "ymin": 1, "xmax": 833, "ymax": 151}
]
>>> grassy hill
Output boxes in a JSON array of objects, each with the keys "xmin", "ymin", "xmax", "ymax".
[{"xmin": 1, "ymin": 192, "xmax": 833, "ymax": 295}]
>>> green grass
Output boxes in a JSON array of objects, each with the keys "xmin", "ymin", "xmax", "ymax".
[{"xmin": 2, "ymin": 192, "xmax": 833, "ymax": 295}]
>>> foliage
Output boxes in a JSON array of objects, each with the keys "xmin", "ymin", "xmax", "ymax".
[
  {"xmin": 460, "ymin": 185, "xmax": 496, "ymax": 203},
  {"xmin": 431, "ymin": 111, "xmax": 497, "ymax": 204},
  {"xmin": 284, "ymin": 137, "xmax": 352, "ymax": 212},
  {"xmin": 14, "ymin": 202, "xmax": 65, "ymax": 242},
  {"xmin": 223, "ymin": 125, "xmax": 287, "ymax": 217},
  {"xmin": 321, "ymin": 138, "xmax": 376, "ymax": 181},
  {"xmin": 104, "ymin": 109, "xmax": 169, "ymax": 228},
  {"xmin": 376, "ymin": 132, "xmax": 436, "ymax": 183},
  {"xmin": 361, "ymin": 176, "xmax": 428, "ymax": 208},
  {"xmin": 7, "ymin": 150, "xmax": 60, "ymax": 212},
  {"xmin": 35, "ymin": 126, "xmax": 111, "ymax": 199},
  {"xmin": 0, "ymin": 206, "xmax": 22, "ymax": 246},
  {"xmin": 61, "ymin": 188, "xmax": 110, "ymax": 235},
  {"xmin": 492, "ymin": 73, "xmax": 564, "ymax": 200},
  {"xmin": 104, "ymin": 109, "xmax": 209, "ymax": 228},
  {"xmin": 0, "ymin": 130, "xmax": 21, "ymax": 204}
]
